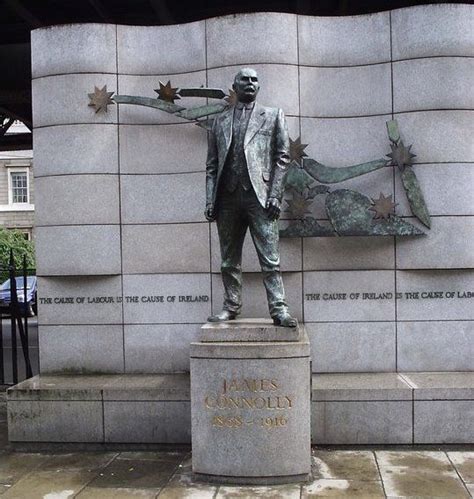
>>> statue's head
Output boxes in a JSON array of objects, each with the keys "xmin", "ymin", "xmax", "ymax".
[{"xmin": 232, "ymin": 68, "xmax": 260, "ymax": 104}]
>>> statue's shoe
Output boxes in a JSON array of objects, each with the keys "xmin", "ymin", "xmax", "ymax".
[
  {"xmin": 207, "ymin": 310, "xmax": 238, "ymax": 322},
  {"xmin": 272, "ymin": 312, "xmax": 298, "ymax": 328}
]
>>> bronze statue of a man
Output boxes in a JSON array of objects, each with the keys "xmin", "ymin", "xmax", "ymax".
[{"xmin": 205, "ymin": 68, "xmax": 297, "ymax": 327}]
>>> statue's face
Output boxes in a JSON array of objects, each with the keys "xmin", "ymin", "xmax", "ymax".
[{"xmin": 233, "ymin": 69, "xmax": 259, "ymax": 103}]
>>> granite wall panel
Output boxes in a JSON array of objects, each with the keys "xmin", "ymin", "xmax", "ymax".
[{"xmin": 31, "ymin": 5, "xmax": 474, "ymax": 376}]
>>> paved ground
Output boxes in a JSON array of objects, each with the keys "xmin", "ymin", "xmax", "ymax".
[{"xmin": 0, "ymin": 395, "xmax": 473, "ymax": 497}]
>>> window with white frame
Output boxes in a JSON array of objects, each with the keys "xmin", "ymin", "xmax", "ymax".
[{"xmin": 8, "ymin": 168, "xmax": 29, "ymax": 205}]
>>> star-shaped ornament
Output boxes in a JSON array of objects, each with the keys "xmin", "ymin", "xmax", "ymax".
[
  {"xmin": 285, "ymin": 190, "xmax": 313, "ymax": 220},
  {"xmin": 88, "ymin": 85, "xmax": 115, "ymax": 113},
  {"xmin": 387, "ymin": 140, "xmax": 416, "ymax": 171},
  {"xmin": 369, "ymin": 193, "xmax": 397, "ymax": 220},
  {"xmin": 154, "ymin": 81, "xmax": 180, "ymax": 103},
  {"xmin": 225, "ymin": 89, "xmax": 238, "ymax": 106},
  {"xmin": 289, "ymin": 136, "xmax": 308, "ymax": 166}
]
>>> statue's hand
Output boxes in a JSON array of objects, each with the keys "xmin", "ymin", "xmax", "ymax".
[
  {"xmin": 266, "ymin": 197, "xmax": 281, "ymax": 221},
  {"xmin": 205, "ymin": 204, "xmax": 216, "ymax": 222}
]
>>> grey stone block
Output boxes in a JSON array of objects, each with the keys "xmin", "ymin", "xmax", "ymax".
[
  {"xmin": 102, "ymin": 374, "xmax": 190, "ymax": 401},
  {"xmin": 301, "ymin": 115, "xmax": 391, "ymax": 167},
  {"xmin": 396, "ymin": 111, "xmax": 474, "ymax": 163},
  {"xmin": 210, "ymin": 224, "xmax": 301, "ymax": 273},
  {"xmin": 37, "ymin": 276, "xmax": 123, "ymax": 326},
  {"xmin": 396, "ymin": 217, "xmax": 474, "ymax": 270},
  {"xmin": 191, "ymin": 334, "xmax": 310, "ymax": 359},
  {"xmin": 300, "ymin": 64, "xmax": 391, "ymax": 117},
  {"xmin": 396, "ymin": 270, "xmax": 474, "ymax": 321},
  {"xmin": 211, "ymin": 272, "xmax": 303, "ymax": 320},
  {"xmin": 35, "ymin": 175, "xmax": 119, "ymax": 226},
  {"xmin": 120, "ymin": 173, "xmax": 205, "ymax": 224},
  {"xmin": 303, "ymin": 270, "xmax": 395, "ymax": 322},
  {"xmin": 117, "ymin": 22, "xmax": 206, "ymax": 74},
  {"xmin": 119, "ymin": 124, "xmax": 207, "ymax": 174},
  {"xmin": 206, "ymin": 13, "xmax": 298, "ymax": 68},
  {"xmin": 104, "ymin": 401, "xmax": 191, "ymax": 443},
  {"xmin": 8, "ymin": 400, "xmax": 103, "ymax": 442},
  {"xmin": 39, "ymin": 325, "xmax": 124, "ymax": 374},
  {"xmin": 312, "ymin": 373, "xmax": 412, "ymax": 401},
  {"xmin": 403, "ymin": 372, "xmax": 474, "ymax": 400},
  {"xmin": 33, "ymin": 124, "xmax": 119, "ymax": 177},
  {"xmin": 33, "ymin": 74, "xmax": 118, "ymax": 128},
  {"xmin": 32, "ymin": 24, "xmax": 117, "ymax": 78},
  {"xmin": 395, "ymin": 164, "xmax": 474, "ymax": 217},
  {"xmin": 414, "ymin": 400, "xmax": 474, "ymax": 443},
  {"xmin": 124, "ymin": 324, "xmax": 200, "ymax": 373},
  {"xmin": 200, "ymin": 319, "xmax": 301, "ymax": 342},
  {"xmin": 303, "ymin": 236, "xmax": 394, "ymax": 271},
  {"xmin": 312, "ymin": 400, "xmax": 412, "ymax": 444},
  {"xmin": 391, "ymin": 4, "xmax": 474, "ymax": 59},
  {"xmin": 122, "ymin": 273, "xmax": 211, "ymax": 324},
  {"xmin": 191, "ymin": 352, "xmax": 311, "ymax": 478},
  {"xmin": 298, "ymin": 12, "xmax": 390, "ymax": 66},
  {"xmin": 122, "ymin": 223, "xmax": 210, "ymax": 274},
  {"xmin": 307, "ymin": 322, "xmax": 396, "ymax": 373},
  {"xmin": 118, "ymin": 72, "xmax": 207, "ymax": 124},
  {"xmin": 207, "ymin": 64, "xmax": 299, "ymax": 117},
  {"xmin": 7, "ymin": 374, "xmax": 109, "ymax": 401},
  {"xmin": 398, "ymin": 322, "xmax": 474, "ymax": 372},
  {"xmin": 36, "ymin": 225, "xmax": 121, "ymax": 276},
  {"xmin": 393, "ymin": 58, "xmax": 474, "ymax": 113}
]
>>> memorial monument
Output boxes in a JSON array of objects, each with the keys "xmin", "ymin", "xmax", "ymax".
[{"xmin": 6, "ymin": 5, "xmax": 473, "ymax": 450}]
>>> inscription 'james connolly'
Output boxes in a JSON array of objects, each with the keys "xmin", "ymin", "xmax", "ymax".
[{"xmin": 204, "ymin": 378, "xmax": 293, "ymax": 410}]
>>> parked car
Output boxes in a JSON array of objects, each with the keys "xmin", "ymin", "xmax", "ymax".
[{"xmin": 0, "ymin": 276, "xmax": 37, "ymax": 316}]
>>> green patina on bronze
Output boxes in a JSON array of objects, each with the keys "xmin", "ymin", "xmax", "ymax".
[
  {"xmin": 385, "ymin": 119, "xmax": 431, "ymax": 228},
  {"xmin": 386, "ymin": 119, "xmax": 400, "ymax": 143},
  {"xmin": 91, "ymin": 84, "xmax": 432, "ymax": 240},
  {"xmin": 112, "ymin": 95, "xmax": 185, "ymax": 113},
  {"xmin": 303, "ymin": 158, "xmax": 387, "ymax": 184},
  {"xmin": 401, "ymin": 167, "xmax": 431, "ymax": 228},
  {"xmin": 280, "ymin": 218, "xmax": 335, "ymax": 238},
  {"xmin": 177, "ymin": 88, "xmax": 227, "ymax": 99},
  {"xmin": 176, "ymin": 103, "xmax": 227, "ymax": 120},
  {"xmin": 326, "ymin": 189, "xmax": 424, "ymax": 236},
  {"xmin": 284, "ymin": 164, "xmax": 315, "ymax": 193}
]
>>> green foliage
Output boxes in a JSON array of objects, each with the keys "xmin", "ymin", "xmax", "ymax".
[{"xmin": 0, "ymin": 227, "xmax": 35, "ymax": 271}]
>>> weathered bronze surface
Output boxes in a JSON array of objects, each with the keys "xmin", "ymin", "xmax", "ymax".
[
  {"xmin": 205, "ymin": 68, "xmax": 297, "ymax": 327},
  {"xmin": 87, "ymin": 85, "xmax": 115, "ymax": 113},
  {"xmin": 176, "ymin": 103, "xmax": 227, "ymax": 120},
  {"xmin": 369, "ymin": 192, "xmax": 397, "ymax": 220},
  {"xmin": 304, "ymin": 158, "xmax": 387, "ymax": 184},
  {"xmin": 289, "ymin": 136, "xmax": 308, "ymax": 166},
  {"xmin": 154, "ymin": 80, "xmax": 180, "ymax": 102},
  {"xmin": 385, "ymin": 120, "xmax": 430, "ymax": 228},
  {"xmin": 88, "ymin": 82, "xmax": 431, "ymax": 240},
  {"xmin": 178, "ymin": 88, "xmax": 226, "ymax": 99},
  {"xmin": 113, "ymin": 94, "xmax": 185, "ymax": 113},
  {"xmin": 401, "ymin": 167, "xmax": 431, "ymax": 228},
  {"xmin": 326, "ymin": 189, "xmax": 424, "ymax": 236}
]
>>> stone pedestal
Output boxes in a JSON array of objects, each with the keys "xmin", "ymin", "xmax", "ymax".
[{"xmin": 190, "ymin": 319, "xmax": 312, "ymax": 484}]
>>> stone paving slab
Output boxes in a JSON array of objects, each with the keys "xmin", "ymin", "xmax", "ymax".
[{"xmin": 0, "ymin": 410, "xmax": 473, "ymax": 498}]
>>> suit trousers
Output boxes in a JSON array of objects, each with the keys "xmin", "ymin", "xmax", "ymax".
[{"xmin": 215, "ymin": 183, "xmax": 288, "ymax": 317}]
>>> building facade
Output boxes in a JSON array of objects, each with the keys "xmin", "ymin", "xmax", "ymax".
[{"xmin": 0, "ymin": 121, "xmax": 34, "ymax": 239}]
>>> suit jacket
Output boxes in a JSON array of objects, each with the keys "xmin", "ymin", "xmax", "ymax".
[{"xmin": 206, "ymin": 102, "xmax": 290, "ymax": 208}]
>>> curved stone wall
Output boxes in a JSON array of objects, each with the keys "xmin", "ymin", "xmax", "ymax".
[{"xmin": 31, "ymin": 5, "xmax": 474, "ymax": 374}]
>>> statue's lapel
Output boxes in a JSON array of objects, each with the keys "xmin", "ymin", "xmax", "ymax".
[
  {"xmin": 219, "ymin": 107, "xmax": 234, "ymax": 151},
  {"xmin": 244, "ymin": 103, "xmax": 266, "ymax": 148}
]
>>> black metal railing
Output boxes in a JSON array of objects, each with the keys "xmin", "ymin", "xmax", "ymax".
[{"xmin": 0, "ymin": 251, "xmax": 36, "ymax": 385}]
